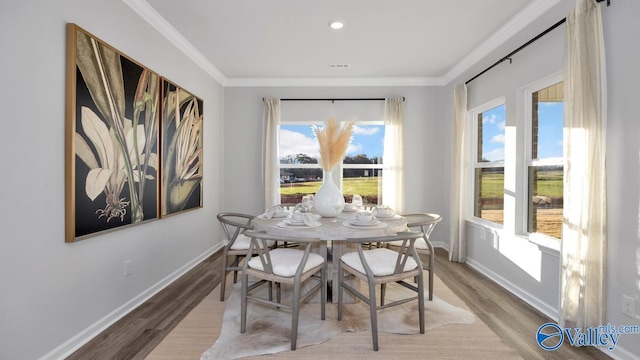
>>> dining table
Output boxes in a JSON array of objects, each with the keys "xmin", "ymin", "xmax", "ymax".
[{"xmin": 252, "ymin": 210, "xmax": 409, "ymax": 303}]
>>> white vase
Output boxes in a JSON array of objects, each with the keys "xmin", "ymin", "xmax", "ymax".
[{"xmin": 313, "ymin": 171, "xmax": 345, "ymax": 217}]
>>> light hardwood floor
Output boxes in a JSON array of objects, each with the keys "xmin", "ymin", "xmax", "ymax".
[{"xmin": 68, "ymin": 248, "xmax": 611, "ymax": 360}]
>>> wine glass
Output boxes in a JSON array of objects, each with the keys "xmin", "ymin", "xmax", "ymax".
[{"xmin": 331, "ymin": 199, "xmax": 342, "ymax": 222}]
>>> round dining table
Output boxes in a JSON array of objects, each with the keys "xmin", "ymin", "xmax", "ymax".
[{"xmin": 252, "ymin": 212, "xmax": 408, "ymax": 303}]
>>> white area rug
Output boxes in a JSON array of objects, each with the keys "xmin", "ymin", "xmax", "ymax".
[{"xmin": 200, "ymin": 279, "xmax": 475, "ymax": 360}]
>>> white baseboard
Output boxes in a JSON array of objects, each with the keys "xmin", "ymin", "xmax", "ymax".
[{"xmin": 39, "ymin": 243, "xmax": 223, "ymax": 360}]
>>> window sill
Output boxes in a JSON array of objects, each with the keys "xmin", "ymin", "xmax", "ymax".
[
  {"xmin": 466, "ymin": 218, "xmax": 560, "ymax": 254},
  {"xmin": 521, "ymin": 233, "xmax": 561, "ymax": 254}
]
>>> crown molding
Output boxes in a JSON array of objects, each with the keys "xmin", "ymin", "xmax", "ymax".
[
  {"xmin": 125, "ymin": 0, "xmax": 557, "ymax": 88},
  {"xmin": 224, "ymin": 76, "xmax": 445, "ymax": 87},
  {"xmin": 441, "ymin": 0, "xmax": 562, "ymax": 86},
  {"xmin": 122, "ymin": 0, "xmax": 228, "ymax": 85}
]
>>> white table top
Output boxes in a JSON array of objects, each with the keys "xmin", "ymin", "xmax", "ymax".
[{"xmin": 252, "ymin": 212, "xmax": 408, "ymax": 241}]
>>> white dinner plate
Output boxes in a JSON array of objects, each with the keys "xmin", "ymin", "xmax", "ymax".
[
  {"xmin": 349, "ymin": 219, "xmax": 381, "ymax": 227},
  {"xmin": 375, "ymin": 214, "xmax": 401, "ymax": 220},
  {"xmin": 277, "ymin": 221, "xmax": 322, "ymax": 229},
  {"xmin": 342, "ymin": 221, "xmax": 388, "ymax": 229},
  {"xmin": 283, "ymin": 219, "xmax": 309, "ymax": 226}
]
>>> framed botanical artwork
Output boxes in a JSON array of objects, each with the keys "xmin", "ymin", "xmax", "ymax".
[
  {"xmin": 160, "ymin": 79, "xmax": 203, "ymax": 217},
  {"xmin": 65, "ymin": 23, "xmax": 160, "ymax": 242}
]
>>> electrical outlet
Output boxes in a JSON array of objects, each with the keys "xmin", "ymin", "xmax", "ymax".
[
  {"xmin": 622, "ymin": 295, "xmax": 635, "ymax": 318},
  {"xmin": 124, "ymin": 259, "xmax": 133, "ymax": 277}
]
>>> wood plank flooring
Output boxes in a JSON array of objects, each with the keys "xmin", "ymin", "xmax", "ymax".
[{"xmin": 68, "ymin": 248, "xmax": 611, "ymax": 360}]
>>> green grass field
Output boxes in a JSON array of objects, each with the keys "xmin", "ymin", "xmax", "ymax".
[
  {"xmin": 479, "ymin": 170, "xmax": 562, "ymax": 198},
  {"xmin": 280, "ymin": 172, "xmax": 562, "ymax": 203},
  {"xmin": 280, "ymin": 177, "xmax": 380, "ymax": 202}
]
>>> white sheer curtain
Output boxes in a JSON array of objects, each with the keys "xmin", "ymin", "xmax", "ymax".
[
  {"xmin": 449, "ymin": 83, "xmax": 468, "ymax": 263},
  {"xmin": 560, "ymin": 0, "xmax": 607, "ymax": 329},
  {"xmin": 382, "ymin": 97, "xmax": 404, "ymax": 214},
  {"xmin": 262, "ymin": 98, "xmax": 281, "ymax": 209}
]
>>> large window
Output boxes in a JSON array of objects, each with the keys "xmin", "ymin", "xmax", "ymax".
[
  {"xmin": 527, "ymin": 81, "xmax": 564, "ymax": 240},
  {"xmin": 469, "ymin": 76, "xmax": 564, "ymax": 243},
  {"xmin": 278, "ymin": 121, "xmax": 384, "ymax": 205},
  {"xmin": 473, "ymin": 100, "xmax": 505, "ymax": 225}
]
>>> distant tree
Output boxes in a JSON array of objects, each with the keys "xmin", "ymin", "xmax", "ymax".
[{"xmin": 280, "ymin": 153, "xmax": 318, "ymax": 164}]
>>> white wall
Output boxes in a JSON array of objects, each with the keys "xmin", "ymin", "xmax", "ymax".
[
  {"xmin": 222, "ymin": 86, "xmax": 451, "ymax": 245},
  {"xmin": 0, "ymin": 1, "xmax": 224, "ymax": 359},
  {"xmin": 445, "ymin": 0, "xmax": 640, "ymax": 358}
]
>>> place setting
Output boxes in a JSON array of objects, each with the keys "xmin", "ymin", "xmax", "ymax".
[
  {"xmin": 371, "ymin": 205, "xmax": 403, "ymax": 220},
  {"xmin": 257, "ymin": 205, "xmax": 290, "ymax": 220},
  {"xmin": 342, "ymin": 209, "xmax": 388, "ymax": 229},
  {"xmin": 277, "ymin": 211, "xmax": 322, "ymax": 229}
]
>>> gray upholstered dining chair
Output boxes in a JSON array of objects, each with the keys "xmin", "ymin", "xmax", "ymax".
[
  {"xmin": 337, "ymin": 231, "xmax": 425, "ymax": 351},
  {"xmin": 388, "ymin": 213, "xmax": 441, "ymax": 300},
  {"xmin": 217, "ymin": 212, "xmax": 275, "ymax": 301},
  {"xmin": 240, "ymin": 230, "xmax": 326, "ymax": 351}
]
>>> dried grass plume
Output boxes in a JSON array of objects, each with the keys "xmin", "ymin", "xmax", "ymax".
[{"xmin": 313, "ymin": 117, "xmax": 354, "ymax": 171}]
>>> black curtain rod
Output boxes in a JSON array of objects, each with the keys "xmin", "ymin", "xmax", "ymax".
[
  {"xmin": 262, "ymin": 97, "xmax": 405, "ymax": 103},
  {"xmin": 465, "ymin": 0, "xmax": 610, "ymax": 85}
]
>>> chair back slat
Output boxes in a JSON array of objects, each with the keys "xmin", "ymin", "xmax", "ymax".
[
  {"xmin": 243, "ymin": 230, "xmax": 322, "ymax": 278},
  {"xmin": 347, "ymin": 231, "xmax": 424, "ymax": 277},
  {"xmin": 249, "ymin": 238, "xmax": 274, "ymax": 273},
  {"xmin": 217, "ymin": 212, "xmax": 254, "ymax": 247}
]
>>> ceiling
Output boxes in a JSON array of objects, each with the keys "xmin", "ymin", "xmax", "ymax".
[{"xmin": 132, "ymin": 0, "xmax": 554, "ymax": 86}]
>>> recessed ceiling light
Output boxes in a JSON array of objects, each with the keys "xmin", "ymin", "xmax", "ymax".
[{"xmin": 329, "ymin": 20, "xmax": 344, "ymax": 30}]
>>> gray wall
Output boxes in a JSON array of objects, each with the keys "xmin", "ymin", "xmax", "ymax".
[
  {"xmin": 0, "ymin": 1, "xmax": 224, "ymax": 359},
  {"xmin": 222, "ymin": 86, "xmax": 451, "ymax": 245}
]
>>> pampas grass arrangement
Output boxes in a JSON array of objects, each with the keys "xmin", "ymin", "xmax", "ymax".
[{"xmin": 313, "ymin": 117, "xmax": 354, "ymax": 171}]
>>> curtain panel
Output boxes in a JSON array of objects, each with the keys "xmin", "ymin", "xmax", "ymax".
[
  {"xmin": 382, "ymin": 97, "xmax": 405, "ymax": 214},
  {"xmin": 449, "ymin": 83, "xmax": 468, "ymax": 263},
  {"xmin": 560, "ymin": 0, "xmax": 607, "ymax": 329},
  {"xmin": 263, "ymin": 98, "xmax": 281, "ymax": 209}
]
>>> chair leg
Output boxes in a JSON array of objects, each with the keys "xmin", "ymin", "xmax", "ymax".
[
  {"xmin": 291, "ymin": 278, "xmax": 302, "ymax": 350},
  {"xmin": 380, "ymin": 283, "xmax": 386, "ymax": 306},
  {"xmin": 240, "ymin": 271, "xmax": 249, "ymax": 334},
  {"xmin": 368, "ymin": 281, "xmax": 379, "ymax": 351},
  {"xmin": 220, "ymin": 256, "xmax": 228, "ymax": 301},
  {"xmin": 233, "ymin": 256, "xmax": 239, "ymax": 284},
  {"xmin": 277, "ymin": 282, "xmax": 282, "ymax": 304},
  {"xmin": 337, "ymin": 265, "xmax": 344, "ymax": 320},
  {"xmin": 428, "ymin": 251, "xmax": 435, "ymax": 301},
  {"xmin": 418, "ymin": 272, "xmax": 425, "ymax": 334},
  {"xmin": 321, "ymin": 265, "xmax": 326, "ymax": 320}
]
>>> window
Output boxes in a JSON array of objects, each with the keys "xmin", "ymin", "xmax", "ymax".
[
  {"xmin": 472, "ymin": 100, "xmax": 505, "ymax": 225},
  {"xmin": 527, "ymin": 81, "xmax": 564, "ymax": 239},
  {"xmin": 278, "ymin": 121, "xmax": 385, "ymax": 205}
]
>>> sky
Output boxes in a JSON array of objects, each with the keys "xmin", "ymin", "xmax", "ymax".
[
  {"xmin": 280, "ymin": 102, "xmax": 563, "ymax": 163},
  {"xmin": 279, "ymin": 123, "xmax": 385, "ymax": 160},
  {"xmin": 481, "ymin": 102, "xmax": 563, "ymax": 162}
]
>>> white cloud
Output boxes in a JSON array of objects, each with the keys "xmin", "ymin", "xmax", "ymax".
[
  {"xmin": 352, "ymin": 125, "xmax": 379, "ymax": 136},
  {"xmin": 279, "ymin": 129, "xmax": 319, "ymax": 158},
  {"xmin": 483, "ymin": 148, "xmax": 504, "ymax": 162},
  {"xmin": 483, "ymin": 114, "xmax": 498, "ymax": 124},
  {"xmin": 347, "ymin": 143, "xmax": 363, "ymax": 155},
  {"xmin": 491, "ymin": 134, "xmax": 505, "ymax": 144},
  {"xmin": 497, "ymin": 121, "xmax": 505, "ymax": 130}
]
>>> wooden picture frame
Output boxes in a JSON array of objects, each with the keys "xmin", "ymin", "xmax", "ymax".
[
  {"xmin": 65, "ymin": 23, "xmax": 160, "ymax": 242},
  {"xmin": 160, "ymin": 79, "xmax": 203, "ymax": 217}
]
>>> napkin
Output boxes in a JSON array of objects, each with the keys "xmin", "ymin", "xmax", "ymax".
[
  {"xmin": 264, "ymin": 207, "xmax": 276, "ymax": 219},
  {"xmin": 302, "ymin": 213, "xmax": 316, "ymax": 226}
]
